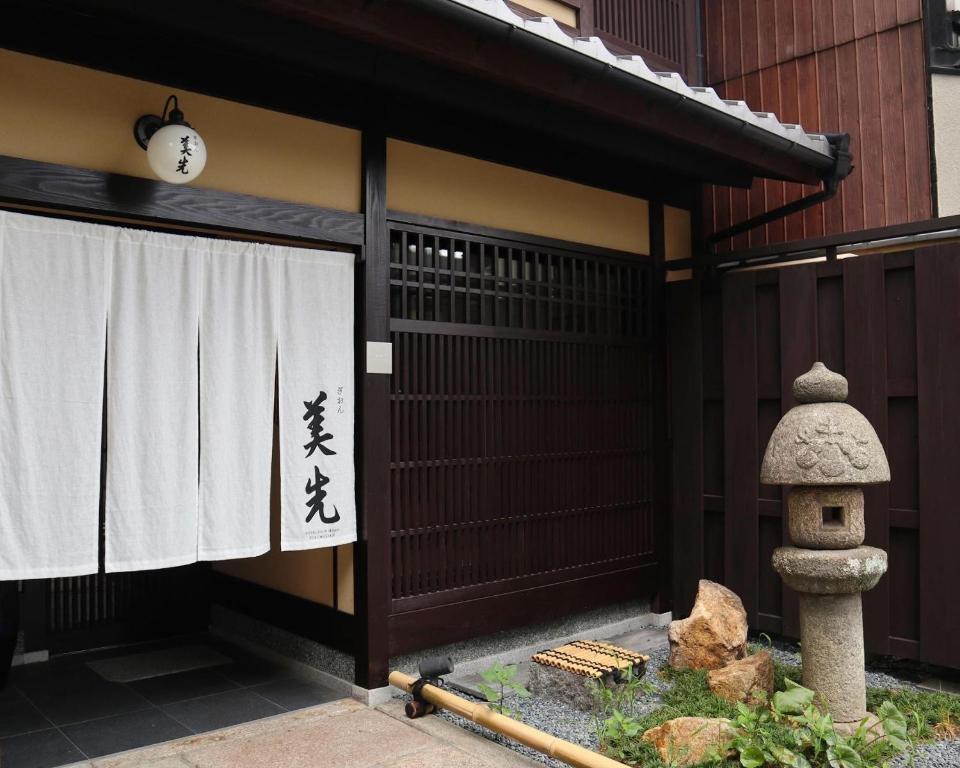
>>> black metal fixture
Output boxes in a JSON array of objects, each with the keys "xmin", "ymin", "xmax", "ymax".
[{"xmin": 406, "ymin": 656, "xmax": 454, "ymax": 718}]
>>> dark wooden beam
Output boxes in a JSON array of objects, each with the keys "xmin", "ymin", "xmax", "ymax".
[
  {"xmin": 386, "ymin": 210, "xmax": 655, "ymax": 262},
  {"xmin": 354, "ymin": 130, "xmax": 392, "ymax": 689},
  {"xmin": 387, "ymin": 564, "xmax": 657, "ymax": 656},
  {"xmin": 0, "ymin": 155, "xmax": 364, "ymax": 246}
]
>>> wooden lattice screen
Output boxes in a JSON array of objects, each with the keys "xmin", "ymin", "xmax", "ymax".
[{"xmin": 386, "ymin": 219, "xmax": 660, "ymax": 644}]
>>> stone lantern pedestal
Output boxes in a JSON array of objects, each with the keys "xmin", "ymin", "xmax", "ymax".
[{"xmin": 761, "ymin": 363, "xmax": 890, "ymax": 732}]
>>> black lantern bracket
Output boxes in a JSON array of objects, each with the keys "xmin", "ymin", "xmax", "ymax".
[{"xmin": 134, "ymin": 94, "xmax": 192, "ymax": 150}]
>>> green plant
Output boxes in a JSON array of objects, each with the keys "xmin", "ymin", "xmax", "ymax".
[
  {"xmin": 729, "ymin": 678, "xmax": 909, "ymax": 768},
  {"xmin": 774, "ymin": 660, "xmax": 804, "ymax": 693},
  {"xmin": 866, "ymin": 686, "xmax": 960, "ymax": 742},
  {"xmin": 590, "ymin": 663, "xmax": 655, "ymax": 721},
  {"xmin": 477, "ymin": 662, "xmax": 530, "ymax": 719},
  {"xmin": 588, "ymin": 665, "xmax": 656, "ymax": 764}
]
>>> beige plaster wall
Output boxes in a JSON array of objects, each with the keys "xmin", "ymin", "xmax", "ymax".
[
  {"xmin": 0, "ymin": 49, "xmax": 361, "ymax": 212},
  {"xmin": 0, "ymin": 48, "xmax": 359, "ymax": 611},
  {"xmin": 932, "ymin": 74, "xmax": 960, "ymax": 217},
  {"xmin": 387, "ymin": 140, "xmax": 650, "ymax": 255},
  {"xmin": 512, "ymin": 0, "xmax": 578, "ymax": 27},
  {"xmin": 664, "ymin": 206, "xmax": 693, "ymax": 282}
]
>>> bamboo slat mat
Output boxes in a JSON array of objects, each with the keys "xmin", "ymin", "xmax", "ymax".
[{"xmin": 531, "ymin": 640, "xmax": 649, "ymax": 679}]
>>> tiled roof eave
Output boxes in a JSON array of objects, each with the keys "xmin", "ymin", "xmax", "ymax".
[{"xmin": 444, "ymin": 0, "xmax": 835, "ymax": 164}]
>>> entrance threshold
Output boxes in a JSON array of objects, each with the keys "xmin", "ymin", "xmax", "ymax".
[{"xmin": 0, "ymin": 633, "xmax": 344, "ymax": 768}]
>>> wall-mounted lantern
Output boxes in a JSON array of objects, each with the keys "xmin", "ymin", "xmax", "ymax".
[{"xmin": 134, "ymin": 95, "xmax": 207, "ymax": 184}]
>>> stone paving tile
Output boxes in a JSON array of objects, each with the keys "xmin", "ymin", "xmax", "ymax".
[
  {"xmin": 376, "ymin": 700, "xmax": 541, "ymax": 768},
  {"xmin": 373, "ymin": 744, "xmax": 478, "ymax": 768},
  {"xmin": 183, "ymin": 707, "xmax": 434, "ymax": 768},
  {"xmin": 87, "ymin": 700, "xmax": 365, "ymax": 768},
  {"xmin": 69, "ymin": 696, "xmax": 539, "ymax": 768}
]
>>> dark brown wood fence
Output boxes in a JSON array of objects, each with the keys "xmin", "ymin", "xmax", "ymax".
[
  {"xmin": 385, "ymin": 217, "xmax": 662, "ymax": 654},
  {"xmin": 668, "ymin": 243, "xmax": 960, "ymax": 669}
]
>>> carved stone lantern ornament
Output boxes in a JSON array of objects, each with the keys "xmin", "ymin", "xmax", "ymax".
[{"xmin": 761, "ymin": 362, "xmax": 889, "ymax": 733}]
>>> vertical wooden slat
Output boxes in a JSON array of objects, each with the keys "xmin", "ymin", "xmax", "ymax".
[
  {"xmin": 836, "ymin": 39, "xmax": 864, "ymax": 232},
  {"xmin": 857, "ymin": 35, "xmax": 884, "ymax": 230},
  {"xmin": 915, "ymin": 245, "xmax": 960, "ymax": 667},
  {"xmin": 777, "ymin": 265, "xmax": 818, "ymax": 637},
  {"xmin": 899, "ymin": 22, "xmax": 932, "ymax": 222},
  {"xmin": 877, "ymin": 27, "xmax": 908, "ymax": 226},
  {"xmin": 722, "ymin": 272, "xmax": 759, "ymax": 623},
  {"xmin": 756, "ymin": 0, "xmax": 777, "ymax": 71},
  {"xmin": 843, "ymin": 255, "xmax": 890, "ymax": 655}
]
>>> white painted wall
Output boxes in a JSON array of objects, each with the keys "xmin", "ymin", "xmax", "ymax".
[{"xmin": 932, "ymin": 74, "xmax": 960, "ymax": 216}]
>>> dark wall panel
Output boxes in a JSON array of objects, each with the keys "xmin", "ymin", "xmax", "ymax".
[{"xmin": 668, "ymin": 243, "xmax": 959, "ymax": 668}]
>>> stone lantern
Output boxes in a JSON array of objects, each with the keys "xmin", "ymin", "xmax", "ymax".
[{"xmin": 761, "ymin": 362, "xmax": 889, "ymax": 733}]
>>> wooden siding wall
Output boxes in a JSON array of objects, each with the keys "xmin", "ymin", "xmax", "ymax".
[
  {"xmin": 668, "ymin": 245, "xmax": 960, "ymax": 670},
  {"xmin": 592, "ymin": 0, "xmax": 698, "ymax": 77},
  {"xmin": 703, "ymin": 1, "xmax": 932, "ymax": 249}
]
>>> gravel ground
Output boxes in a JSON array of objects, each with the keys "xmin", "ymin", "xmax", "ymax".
[
  {"xmin": 403, "ymin": 639, "xmax": 960, "ymax": 768},
  {"xmin": 890, "ymin": 739, "xmax": 960, "ymax": 768}
]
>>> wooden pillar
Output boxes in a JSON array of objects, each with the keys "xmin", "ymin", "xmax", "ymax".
[
  {"xmin": 722, "ymin": 272, "xmax": 759, "ymax": 624},
  {"xmin": 667, "ymin": 278, "xmax": 703, "ymax": 618},
  {"xmin": 354, "ymin": 130, "xmax": 391, "ymax": 689},
  {"xmin": 649, "ymin": 202, "xmax": 672, "ymax": 613}
]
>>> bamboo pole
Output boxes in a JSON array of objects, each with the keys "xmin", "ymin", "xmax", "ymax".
[{"xmin": 389, "ymin": 671, "xmax": 629, "ymax": 768}]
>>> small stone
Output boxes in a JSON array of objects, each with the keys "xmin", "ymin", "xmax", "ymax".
[
  {"xmin": 707, "ymin": 651, "xmax": 774, "ymax": 704},
  {"xmin": 792, "ymin": 362, "xmax": 848, "ymax": 403},
  {"xmin": 834, "ymin": 712, "xmax": 885, "ymax": 743},
  {"xmin": 642, "ymin": 717, "xmax": 736, "ymax": 767},
  {"xmin": 669, "ymin": 580, "xmax": 748, "ymax": 670}
]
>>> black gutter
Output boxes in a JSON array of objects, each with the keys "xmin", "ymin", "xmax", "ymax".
[
  {"xmin": 409, "ymin": 0, "xmax": 839, "ymax": 184},
  {"xmin": 704, "ymin": 133, "xmax": 854, "ymax": 249}
]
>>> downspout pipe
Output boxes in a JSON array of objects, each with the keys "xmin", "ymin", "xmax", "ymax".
[{"xmin": 705, "ymin": 133, "xmax": 854, "ymax": 250}]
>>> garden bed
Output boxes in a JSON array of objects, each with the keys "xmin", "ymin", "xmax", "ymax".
[{"xmin": 412, "ymin": 641, "xmax": 960, "ymax": 768}]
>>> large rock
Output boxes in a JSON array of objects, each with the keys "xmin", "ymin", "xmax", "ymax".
[
  {"xmin": 642, "ymin": 717, "xmax": 736, "ymax": 767},
  {"xmin": 707, "ymin": 651, "xmax": 774, "ymax": 704},
  {"xmin": 669, "ymin": 580, "xmax": 748, "ymax": 670}
]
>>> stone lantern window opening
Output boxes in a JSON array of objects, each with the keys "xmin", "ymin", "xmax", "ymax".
[{"xmin": 821, "ymin": 505, "xmax": 845, "ymax": 529}]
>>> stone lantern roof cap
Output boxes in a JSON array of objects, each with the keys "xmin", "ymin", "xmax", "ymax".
[{"xmin": 760, "ymin": 363, "xmax": 890, "ymax": 486}]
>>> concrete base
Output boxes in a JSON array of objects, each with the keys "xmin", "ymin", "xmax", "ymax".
[
  {"xmin": 353, "ymin": 683, "xmax": 395, "ymax": 707},
  {"xmin": 798, "ymin": 592, "xmax": 868, "ymax": 723}
]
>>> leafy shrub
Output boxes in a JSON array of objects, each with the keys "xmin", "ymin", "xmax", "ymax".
[
  {"xmin": 730, "ymin": 679, "xmax": 908, "ymax": 768},
  {"xmin": 588, "ymin": 659, "xmax": 924, "ymax": 768}
]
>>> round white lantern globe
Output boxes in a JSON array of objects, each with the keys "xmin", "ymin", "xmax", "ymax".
[{"xmin": 146, "ymin": 123, "xmax": 207, "ymax": 184}]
